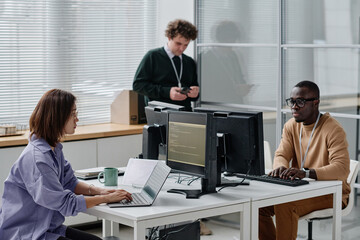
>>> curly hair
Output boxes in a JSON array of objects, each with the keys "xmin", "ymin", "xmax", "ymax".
[{"xmin": 165, "ymin": 19, "xmax": 198, "ymax": 40}]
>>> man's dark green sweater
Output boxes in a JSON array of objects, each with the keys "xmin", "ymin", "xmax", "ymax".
[{"xmin": 133, "ymin": 47, "xmax": 198, "ymax": 109}]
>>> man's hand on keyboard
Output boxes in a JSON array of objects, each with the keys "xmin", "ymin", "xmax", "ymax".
[
  {"xmin": 268, "ymin": 166, "xmax": 287, "ymax": 178},
  {"xmin": 280, "ymin": 167, "xmax": 306, "ymax": 180},
  {"xmin": 269, "ymin": 166, "xmax": 305, "ymax": 180}
]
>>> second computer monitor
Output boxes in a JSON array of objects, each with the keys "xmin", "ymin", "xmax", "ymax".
[{"xmin": 195, "ymin": 108, "xmax": 265, "ymax": 176}]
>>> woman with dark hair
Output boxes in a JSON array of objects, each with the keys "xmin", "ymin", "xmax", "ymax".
[{"xmin": 0, "ymin": 89, "xmax": 132, "ymax": 240}]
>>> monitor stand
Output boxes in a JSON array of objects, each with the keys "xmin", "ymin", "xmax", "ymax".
[
  {"xmin": 167, "ymin": 177, "xmax": 248, "ymax": 198},
  {"xmin": 167, "ymin": 178, "xmax": 217, "ymax": 199},
  {"xmin": 167, "ymin": 189, "xmax": 208, "ymax": 199}
]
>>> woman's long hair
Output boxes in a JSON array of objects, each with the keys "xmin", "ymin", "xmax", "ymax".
[{"xmin": 30, "ymin": 89, "xmax": 76, "ymax": 147}]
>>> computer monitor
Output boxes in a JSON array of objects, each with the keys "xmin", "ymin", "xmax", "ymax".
[
  {"xmin": 195, "ymin": 108, "xmax": 265, "ymax": 177},
  {"xmin": 142, "ymin": 101, "xmax": 186, "ymax": 160},
  {"xmin": 166, "ymin": 111, "xmax": 218, "ymax": 198}
]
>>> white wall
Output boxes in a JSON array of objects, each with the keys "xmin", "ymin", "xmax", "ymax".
[{"xmin": 158, "ymin": 0, "xmax": 195, "ymax": 58}]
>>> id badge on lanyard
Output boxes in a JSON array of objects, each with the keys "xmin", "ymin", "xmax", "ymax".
[{"xmin": 170, "ymin": 56, "xmax": 183, "ymax": 88}]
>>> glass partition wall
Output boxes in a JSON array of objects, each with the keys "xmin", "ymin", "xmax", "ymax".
[{"xmin": 196, "ymin": 0, "xmax": 360, "ymax": 160}]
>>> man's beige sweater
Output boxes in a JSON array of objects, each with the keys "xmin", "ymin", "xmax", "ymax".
[{"xmin": 274, "ymin": 113, "xmax": 350, "ymax": 205}]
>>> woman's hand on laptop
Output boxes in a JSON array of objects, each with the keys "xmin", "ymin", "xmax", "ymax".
[
  {"xmin": 98, "ymin": 188, "xmax": 117, "ymax": 195},
  {"xmin": 84, "ymin": 188, "xmax": 132, "ymax": 208},
  {"xmin": 103, "ymin": 189, "xmax": 132, "ymax": 203}
]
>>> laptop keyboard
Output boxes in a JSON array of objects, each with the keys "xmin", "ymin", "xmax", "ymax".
[{"xmin": 119, "ymin": 193, "xmax": 148, "ymax": 206}]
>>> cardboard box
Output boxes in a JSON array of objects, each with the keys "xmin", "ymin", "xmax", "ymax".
[{"xmin": 111, "ymin": 90, "xmax": 146, "ymax": 125}]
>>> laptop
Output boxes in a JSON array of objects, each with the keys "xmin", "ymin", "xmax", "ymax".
[{"xmin": 107, "ymin": 161, "xmax": 171, "ymax": 208}]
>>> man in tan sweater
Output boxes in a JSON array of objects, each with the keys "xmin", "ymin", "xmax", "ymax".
[{"xmin": 259, "ymin": 81, "xmax": 350, "ymax": 240}]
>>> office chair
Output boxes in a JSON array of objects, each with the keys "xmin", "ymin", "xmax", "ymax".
[{"xmin": 299, "ymin": 159, "xmax": 360, "ymax": 240}]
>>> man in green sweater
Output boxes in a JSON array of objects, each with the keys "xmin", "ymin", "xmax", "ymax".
[
  {"xmin": 133, "ymin": 19, "xmax": 199, "ymax": 111},
  {"xmin": 259, "ymin": 81, "xmax": 350, "ymax": 240}
]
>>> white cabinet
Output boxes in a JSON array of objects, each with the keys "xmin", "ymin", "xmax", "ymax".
[
  {"xmin": 97, "ymin": 134, "xmax": 142, "ymax": 168},
  {"xmin": 62, "ymin": 139, "xmax": 97, "ymax": 171}
]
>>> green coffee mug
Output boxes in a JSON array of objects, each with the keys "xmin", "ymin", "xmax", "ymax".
[{"xmin": 98, "ymin": 167, "xmax": 118, "ymax": 186}]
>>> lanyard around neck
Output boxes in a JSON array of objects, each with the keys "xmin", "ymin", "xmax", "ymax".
[
  {"xmin": 299, "ymin": 112, "xmax": 321, "ymax": 169},
  {"xmin": 169, "ymin": 56, "xmax": 183, "ymax": 88}
]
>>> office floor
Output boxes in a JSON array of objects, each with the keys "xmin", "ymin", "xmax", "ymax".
[{"xmin": 84, "ymin": 195, "xmax": 360, "ymax": 240}]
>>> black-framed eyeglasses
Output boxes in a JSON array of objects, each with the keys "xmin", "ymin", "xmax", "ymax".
[{"xmin": 285, "ymin": 98, "xmax": 318, "ymax": 108}]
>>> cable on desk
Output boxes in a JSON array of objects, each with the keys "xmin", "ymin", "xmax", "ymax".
[
  {"xmin": 187, "ymin": 176, "xmax": 200, "ymax": 185},
  {"xmin": 217, "ymin": 177, "xmax": 246, "ymax": 192},
  {"xmin": 168, "ymin": 173, "xmax": 200, "ymax": 185},
  {"xmin": 218, "ymin": 166, "xmax": 252, "ymax": 192}
]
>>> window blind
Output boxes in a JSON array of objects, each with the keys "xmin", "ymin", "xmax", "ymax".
[{"xmin": 0, "ymin": 0, "xmax": 159, "ymax": 127}]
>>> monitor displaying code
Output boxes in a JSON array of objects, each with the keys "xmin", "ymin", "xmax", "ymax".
[{"xmin": 167, "ymin": 121, "xmax": 206, "ymax": 167}]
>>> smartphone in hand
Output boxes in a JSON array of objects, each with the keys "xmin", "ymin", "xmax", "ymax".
[{"xmin": 180, "ymin": 87, "xmax": 191, "ymax": 95}]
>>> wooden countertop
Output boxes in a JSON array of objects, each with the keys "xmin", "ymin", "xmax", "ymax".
[
  {"xmin": 0, "ymin": 123, "xmax": 144, "ymax": 148},
  {"xmin": 2, "ymin": 95, "xmax": 358, "ymax": 148}
]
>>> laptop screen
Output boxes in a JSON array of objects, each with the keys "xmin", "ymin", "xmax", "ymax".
[{"xmin": 142, "ymin": 162, "xmax": 171, "ymax": 199}]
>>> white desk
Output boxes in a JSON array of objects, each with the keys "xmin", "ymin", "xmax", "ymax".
[
  {"xmin": 84, "ymin": 175, "xmax": 342, "ymax": 240},
  {"xmin": 219, "ymin": 179, "xmax": 342, "ymax": 240},
  {"xmin": 85, "ymin": 176, "xmax": 251, "ymax": 240}
]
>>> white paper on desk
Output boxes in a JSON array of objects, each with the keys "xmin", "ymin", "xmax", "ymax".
[{"xmin": 122, "ymin": 158, "xmax": 159, "ymax": 187}]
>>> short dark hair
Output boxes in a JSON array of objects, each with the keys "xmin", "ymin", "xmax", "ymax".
[
  {"xmin": 30, "ymin": 89, "xmax": 76, "ymax": 147},
  {"xmin": 165, "ymin": 19, "xmax": 198, "ymax": 40},
  {"xmin": 294, "ymin": 80, "xmax": 320, "ymax": 98}
]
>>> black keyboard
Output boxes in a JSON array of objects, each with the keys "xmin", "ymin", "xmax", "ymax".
[{"xmin": 235, "ymin": 173, "xmax": 309, "ymax": 187}]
